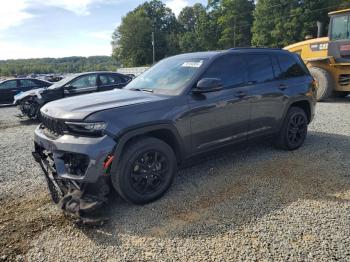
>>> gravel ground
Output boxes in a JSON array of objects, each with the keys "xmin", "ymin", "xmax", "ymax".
[{"xmin": 0, "ymin": 99, "xmax": 350, "ymax": 261}]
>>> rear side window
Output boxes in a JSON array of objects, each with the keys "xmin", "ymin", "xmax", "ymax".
[
  {"xmin": 35, "ymin": 80, "xmax": 50, "ymax": 87},
  {"xmin": 202, "ymin": 55, "xmax": 246, "ymax": 88},
  {"xmin": 245, "ymin": 54, "xmax": 274, "ymax": 84},
  {"xmin": 19, "ymin": 79, "xmax": 37, "ymax": 88},
  {"xmin": 99, "ymin": 74, "xmax": 123, "ymax": 85},
  {"xmin": 277, "ymin": 54, "xmax": 308, "ymax": 78}
]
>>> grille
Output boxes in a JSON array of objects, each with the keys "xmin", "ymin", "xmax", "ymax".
[
  {"xmin": 339, "ymin": 74, "xmax": 350, "ymax": 87},
  {"xmin": 41, "ymin": 114, "xmax": 67, "ymax": 136}
]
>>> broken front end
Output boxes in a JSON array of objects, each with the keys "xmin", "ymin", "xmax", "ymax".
[
  {"xmin": 33, "ymin": 114, "xmax": 117, "ymax": 221},
  {"xmin": 17, "ymin": 96, "xmax": 41, "ymax": 119}
]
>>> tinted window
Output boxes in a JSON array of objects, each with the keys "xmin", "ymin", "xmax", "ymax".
[
  {"xmin": 19, "ymin": 79, "xmax": 37, "ymax": 88},
  {"xmin": 277, "ymin": 54, "xmax": 307, "ymax": 78},
  {"xmin": 100, "ymin": 74, "xmax": 123, "ymax": 85},
  {"xmin": 35, "ymin": 80, "xmax": 50, "ymax": 87},
  {"xmin": 68, "ymin": 74, "xmax": 97, "ymax": 89},
  {"xmin": 202, "ymin": 55, "xmax": 245, "ymax": 88},
  {"xmin": 0, "ymin": 80, "xmax": 17, "ymax": 89},
  {"xmin": 331, "ymin": 15, "xmax": 350, "ymax": 40},
  {"xmin": 245, "ymin": 54, "xmax": 274, "ymax": 84}
]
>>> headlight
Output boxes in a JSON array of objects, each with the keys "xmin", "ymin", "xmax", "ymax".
[{"xmin": 65, "ymin": 121, "xmax": 107, "ymax": 136}]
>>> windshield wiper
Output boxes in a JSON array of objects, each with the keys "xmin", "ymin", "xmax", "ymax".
[{"xmin": 129, "ymin": 88, "xmax": 154, "ymax": 93}]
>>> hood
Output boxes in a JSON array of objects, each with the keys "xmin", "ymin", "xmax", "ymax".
[
  {"xmin": 41, "ymin": 89, "xmax": 168, "ymax": 120},
  {"xmin": 13, "ymin": 88, "xmax": 46, "ymax": 103},
  {"xmin": 284, "ymin": 37, "xmax": 329, "ymax": 50}
]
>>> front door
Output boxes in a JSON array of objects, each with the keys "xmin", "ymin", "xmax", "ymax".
[
  {"xmin": 63, "ymin": 74, "xmax": 98, "ymax": 97},
  {"xmin": 0, "ymin": 80, "xmax": 19, "ymax": 104},
  {"xmin": 189, "ymin": 54, "xmax": 251, "ymax": 153}
]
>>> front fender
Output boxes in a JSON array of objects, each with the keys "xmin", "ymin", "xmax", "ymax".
[{"xmin": 112, "ymin": 122, "xmax": 186, "ymax": 165}]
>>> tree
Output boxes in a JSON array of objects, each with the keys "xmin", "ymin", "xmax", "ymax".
[
  {"xmin": 112, "ymin": 0, "xmax": 179, "ymax": 66},
  {"xmin": 177, "ymin": 4, "xmax": 208, "ymax": 52},
  {"xmin": 217, "ymin": 0, "xmax": 255, "ymax": 48},
  {"xmin": 0, "ymin": 57, "xmax": 118, "ymax": 77},
  {"xmin": 112, "ymin": 9, "xmax": 153, "ymax": 66},
  {"xmin": 252, "ymin": 0, "xmax": 350, "ymax": 48}
]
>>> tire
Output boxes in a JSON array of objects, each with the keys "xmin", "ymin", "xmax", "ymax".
[
  {"xmin": 23, "ymin": 98, "xmax": 41, "ymax": 120},
  {"xmin": 309, "ymin": 67, "xmax": 334, "ymax": 102},
  {"xmin": 111, "ymin": 137, "xmax": 177, "ymax": 205},
  {"xmin": 275, "ymin": 107, "xmax": 308, "ymax": 151}
]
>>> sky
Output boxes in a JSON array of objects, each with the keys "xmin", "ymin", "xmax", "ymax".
[{"xmin": 0, "ymin": 0, "xmax": 205, "ymax": 60}]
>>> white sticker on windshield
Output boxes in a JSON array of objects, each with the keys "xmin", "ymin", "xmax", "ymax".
[{"xmin": 182, "ymin": 60, "xmax": 203, "ymax": 68}]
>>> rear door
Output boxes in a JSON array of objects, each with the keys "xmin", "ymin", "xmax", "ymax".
[
  {"xmin": 0, "ymin": 80, "xmax": 19, "ymax": 104},
  {"xmin": 19, "ymin": 79, "xmax": 40, "ymax": 92},
  {"xmin": 63, "ymin": 74, "xmax": 98, "ymax": 97},
  {"xmin": 98, "ymin": 74, "xmax": 130, "ymax": 91},
  {"xmin": 243, "ymin": 53, "xmax": 285, "ymax": 137}
]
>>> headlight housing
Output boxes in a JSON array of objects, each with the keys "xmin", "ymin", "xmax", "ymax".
[{"xmin": 65, "ymin": 121, "xmax": 107, "ymax": 136}]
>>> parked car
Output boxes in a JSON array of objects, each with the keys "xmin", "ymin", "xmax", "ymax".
[
  {"xmin": 44, "ymin": 74, "xmax": 64, "ymax": 82},
  {"xmin": 14, "ymin": 71, "xmax": 131, "ymax": 119},
  {"xmin": 32, "ymin": 48, "xmax": 316, "ymax": 218},
  {"xmin": 0, "ymin": 78, "xmax": 52, "ymax": 105}
]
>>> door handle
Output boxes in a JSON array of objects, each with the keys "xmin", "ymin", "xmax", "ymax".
[
  {"xmin": 235, "ymin": 91, "xmax": 246, "ymax": 98},
  {"xmin": 278, "ymin": 84, "xmax": 288, "ymax": 90}
]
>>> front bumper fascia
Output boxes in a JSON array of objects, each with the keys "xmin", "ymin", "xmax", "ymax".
[{"xmin": 33, "ymin": 125, "xmax": 117, "ymax": 184}]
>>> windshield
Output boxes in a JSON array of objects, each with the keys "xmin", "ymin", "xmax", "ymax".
[
  {"xmin": 125, "ymin": 56, "xmax": 207, "ymax": 95},
  {"xmin": 47, "ymin": 74, "xmax": 77, "ymax": 89},
  {"xmin": 331, "ymin": 15, "xmax": 350, "ymax": 40}
]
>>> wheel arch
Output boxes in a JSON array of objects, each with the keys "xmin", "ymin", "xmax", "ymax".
[
  {"xmin": 282, "ymin": 99, "xmax": 313, "ymax": 125},
  {"xmin": 113, "ymin": 123, "xmax": 185, "ymax": 166}
]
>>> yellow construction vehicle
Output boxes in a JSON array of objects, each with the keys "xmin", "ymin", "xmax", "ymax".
[{"xmin": 284, "ymin": 9, "xmax": 350, "ymax": 101}]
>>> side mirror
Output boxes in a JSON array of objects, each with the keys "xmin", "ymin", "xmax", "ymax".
[
  {"xmin": 64, "ymin": 85, "xmax": 74, "ymax": 90},
  {"xmin": 193, "ymin": 78, "xmax": 223, "ymax": 93}
]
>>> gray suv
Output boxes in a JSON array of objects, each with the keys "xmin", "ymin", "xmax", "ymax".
[{"xmin": 32, "ymin": 48, "xmax": 316, "ymax": 218}]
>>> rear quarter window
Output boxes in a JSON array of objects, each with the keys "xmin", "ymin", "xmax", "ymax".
[{"xmin": 277, "ymin": 53, "xmax": 308, "ymax": 78}]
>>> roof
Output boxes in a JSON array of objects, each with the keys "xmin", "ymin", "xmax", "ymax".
[
  {"xmin": 227, "ymin": 47, "xmax": 289, "ymax": 54},
  {"xmin": 173, "ymin": 48, "xmax": 290, "ymax": 60},
  {"xmin": 173, "ymin": 51, "xmax": 222, "ymax": 59},
  {"xmin": 1, "ymin": 77, "xmax": 48, "ymax": 82},
  {"xmin": 328, "ymin": 8, "xmax": 350, "ymax": 15}
]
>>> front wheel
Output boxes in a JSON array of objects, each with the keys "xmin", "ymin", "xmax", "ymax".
[
  {"xmin": 20, "ymin": 98, "xmax": 42, "ymax": 119},
  {"xmin": 111, "ymin": 137, "xmax": 176, "ymax": 204},
  {"xmin": 275, "ymin": 107, "xmax": 308, "ymax": 150}
]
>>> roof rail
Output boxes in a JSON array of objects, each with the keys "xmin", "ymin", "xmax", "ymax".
[{"xmin": 228, "ymin": 47, "xmax": 283, "ymax": 51}]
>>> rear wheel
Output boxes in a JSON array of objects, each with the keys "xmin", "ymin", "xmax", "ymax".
[
  {"xmin": 309, "ymin": 67, "xmax": 334, "ymax": 101},
  {"xmin": 275, "ymin": 107, "xmax": 308, "ymax": 150},
  {"xmin": 112, "ymin": 137, "xmax": 176, "ymax": 204}
]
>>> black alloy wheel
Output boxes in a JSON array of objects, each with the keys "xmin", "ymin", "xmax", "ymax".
[
  {"xmin": 112, "ymin": 137, "xmax": 176, "ymax": 204},
  {"xmin": 286, "ymin": 113, "xmax": 307, "ymax": 147},
  {"xmin": 275, "ymin": 107, "xmax": 308, "ymax": 150},
  {"xmin": 129, "ymin": 150, "xmax": 168, "ymax": 195}
]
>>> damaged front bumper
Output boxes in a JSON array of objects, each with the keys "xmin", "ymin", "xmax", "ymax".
[{"xmin": 33, "ymin": 125, "xmax": 117, "ymax": 219}]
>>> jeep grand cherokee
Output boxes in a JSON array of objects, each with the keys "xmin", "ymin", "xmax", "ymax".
[{"xmin": 32, "ymin": 48, "xmax": 316, "ymax": 218}]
